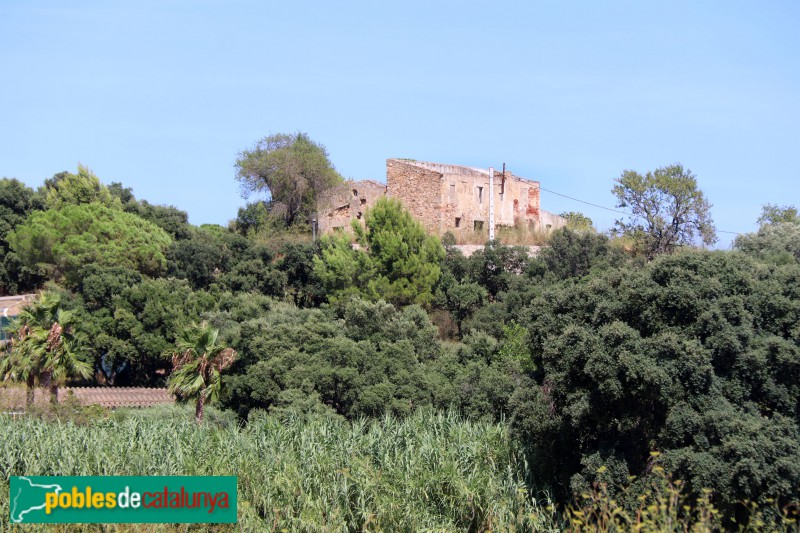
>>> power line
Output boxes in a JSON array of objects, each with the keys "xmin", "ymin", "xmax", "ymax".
[
  {"xmin": 538, "ymin": 186, "xmax": 631, "ymax": 216},
  {"xmin": 536, "ymin": 185, "xmax": 742, "ymax": 236}
]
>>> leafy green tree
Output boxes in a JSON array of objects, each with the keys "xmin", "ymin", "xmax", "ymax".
[
  {"xmin": 436, "ymin": 276, "xmax": 487, "ymax": 337},
  {"xmin": 232, "ymin": 201, "xmax": 271, "ymax": 236},
  {"xmin": 757, "ymin": 204, "xmax": 799, "ymax": 226},
  {"xmin": 127, "ymin": 201, "xmax": 192, "ymax": 240},
  {"xmin": 560, "ymin": 211, "xmax": 594, "ymax": 232},
  {"xmin": 0, "ymin": 178, "xmax": 42, "ymax": 241},
  {"xmin": 277, "ymin": 241, "xmax": 325, "ymax": 307},
  {"xmin": 77, "ymin": 265, "xmax": 142, "ymax": 311},
  {"xmin": 166, "ymin": 231, "xmax": 230, "ymax": 290},
  {"xmin": 612, "ymin": 164, "xmax": 716, "ymax": 257},
  {"xmin": 108, "ymin": 181, "xmax": 193, "ymax": 240},
  {"xmin": 498, "ymin": 322, "xmax": 534, "ymax": 372},
  {"xmin": 540, "ymin": 227, "xmax": 624, "ymax": 280},
  {"xmin": 222, "ymin": 299, "xmax": 444, "ymax": 420},
  {"xmin": 43, "ymin": 165, "xmax": 116, "ymax": 209},
  {"xmin": 467, "ymin": 240, "xmax": 530, "ymax": 299},
  {"xmin": 235, "ymin": 132, "xmax": 344, "ymax": 227},
  {"xmin": 8, "ymin": 203, "xmax": 172, "ymax": 285},
  {"xmin": 169, "ymin": 321, "xmax": 237, "ymax": 423},
  {"xmin": 735, "ymin": 204, "xmax": 800, "ymax": 264},
  {"xmin": 104, "ymin": 279, "xmax": 216, "ymax": 385}
]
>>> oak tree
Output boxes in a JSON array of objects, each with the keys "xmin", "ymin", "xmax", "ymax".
[
  {"xmin": 235, "ymin": 133, "xmax": 343, "ymax": 227},
  {"xmin": 612, "ymin": 164, "xmax": 716, "ymax": 257}
]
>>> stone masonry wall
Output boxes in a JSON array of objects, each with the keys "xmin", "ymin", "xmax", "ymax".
[
  {"xmin": 316, "ymin": 180, "xmax": 387, "ymax": 234},
  {"xmin": 386, "ymin": 159, "xmax": 444, "ymax": 232}
]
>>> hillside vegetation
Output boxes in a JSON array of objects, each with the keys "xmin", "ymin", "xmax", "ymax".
[{"xmin": 1, "ymin": 155, "xmax": 799, "ymax": 529}]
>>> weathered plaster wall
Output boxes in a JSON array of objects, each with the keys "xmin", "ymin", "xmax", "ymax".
[{"xmin": 539, "ymin": 210, "xmax": 568, "ymax": 231}]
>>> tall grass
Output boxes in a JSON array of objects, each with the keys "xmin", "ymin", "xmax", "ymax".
[
  {"xmin": 0, "ymin": 406, "xmax": 557, "ymax": 532},
  {"xmin": 451, "ymin": 224, "xmax": 550, "ymax": 246}
]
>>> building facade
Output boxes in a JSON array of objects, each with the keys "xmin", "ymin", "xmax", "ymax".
[{"xmin": 316, "ymin": 159, "xmax": 566, "ymax": 236}]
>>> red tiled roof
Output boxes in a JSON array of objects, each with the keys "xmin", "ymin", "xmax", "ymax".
[
  {"xmin": 0, "ymin": 387, "xmax": 174, "ymax": 410},
  {"xmin": 65, "ymin": 387, "xmax": 174, "ymax": 408}
]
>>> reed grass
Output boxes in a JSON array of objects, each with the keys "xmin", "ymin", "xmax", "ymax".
[{"xmin": 0, "ymin": 406, "xmax": 556, "ymax": 532}]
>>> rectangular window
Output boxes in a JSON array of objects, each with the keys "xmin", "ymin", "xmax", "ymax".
[
  {"xmin": 474, "ymin": 220, "xmax": 484, "ymax": 232},
  {"xmin": 455, "ymin": 217, "xmax": 461, "ymax": 228},
  {"xmin": 449, "ymin": 183, "xmax": 456, "ymax": 203},
  {"xmin": 477, "ymin": 186, "xmax": 483, "ymax": 204}
]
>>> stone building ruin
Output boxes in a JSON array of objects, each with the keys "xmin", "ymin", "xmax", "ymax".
[
  {"xmin": 316, "ymin": 159, "xmax": 566, "ymax": 236},
  {"xmin": 316, "ymin": 179, "xmax": 387, "ymax": 234}
]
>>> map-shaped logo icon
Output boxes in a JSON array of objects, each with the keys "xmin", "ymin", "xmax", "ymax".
[{"xmin": 10, "ymin": 476, "xmax": 63, "ymax": 523}]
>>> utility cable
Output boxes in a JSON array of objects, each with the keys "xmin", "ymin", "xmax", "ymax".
[{"xmin": 535, "ymin": 185, "xmax": 742, "ymax": 235}]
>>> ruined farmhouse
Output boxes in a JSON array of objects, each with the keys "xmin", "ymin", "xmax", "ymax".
[{"xmin": 316, "ymin": 159, "xmax": 566, "ymax": 236}]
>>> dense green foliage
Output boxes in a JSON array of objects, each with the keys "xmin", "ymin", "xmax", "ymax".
[
  {"xmin": 71, "ymin": 277, "xmax": 217, "ymax": 386},
  {"xmin": 560, "ymin": 210, "xmax": 595, "ymax": 232},
  {"xmin": 8, "ymin": 203, "xmax": 172, "ymax": 285},
  {"xmin": 0, "ymin": 178, "xmax": 45, "ymax": 294},
  {"xmin": 220, "ymin": 298, "xmax": 503, "ymax": 421},
  {"xmin": 0, "ymin": 408, "xmax": 553, "ymax": 531},
  {"xmin": 503, "ymin": 250, "xmax": 800, "ymax": 521}
]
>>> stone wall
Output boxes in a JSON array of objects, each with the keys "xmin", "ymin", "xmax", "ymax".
[
  {"xmin": 386, "ymin": 159, "xmax": 444, "ymax": 232},
  {"xmin": 316, "ymin": 180, "xmax": 387, "ymax": 234},
  {"xmin": 387, "ymin": 159, "xmax": 549, "ymax": 236}
]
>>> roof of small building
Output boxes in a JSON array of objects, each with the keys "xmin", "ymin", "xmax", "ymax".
[{"xmin": 0, "ymin": 387, "xmax": 174, "ymax": 411}]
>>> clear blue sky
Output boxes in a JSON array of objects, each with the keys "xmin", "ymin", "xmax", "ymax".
[{"xmin": 2, "ymin": 1, "xmax": 798, "ymax": 248}]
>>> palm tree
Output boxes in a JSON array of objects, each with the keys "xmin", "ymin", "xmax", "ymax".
[
  {"xmin": 169, "ymin": 322, "xmax": 237, "ymax": 424},
  {"xmin": 37, "ymin": 308, "xmax": 92, "ymax": 404},
  {"xmin": 0, "ymin": 292, "xmax": 91, "ymax": 406},
  {"xmin": 0, "ymin": 322, "xmax": 39, "ymax": 406}
]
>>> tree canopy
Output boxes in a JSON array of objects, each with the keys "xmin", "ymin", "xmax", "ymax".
[
  {"xmin": 43, "ymin": 164, "xmax": 116, "ymax": 209},
  {"xmin": 235, "ymin": 133, "xmax": 343, "ymax": 227},
  {"xmin": 8, "ymin": 202, "xmax": 172, "ymax": 285},
  {"xmin": 0, "ymin": 178, "xmax": 45, "ymax": 294},
  {"xmin": 612, "ymin": 164, "xmax": 716, "ymax": 257},
  {"xmin": 735, "ymin": 203, "xmax": 800, "ymax": 264}
]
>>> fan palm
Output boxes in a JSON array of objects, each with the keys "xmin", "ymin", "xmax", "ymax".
[
  {"xmin": 0, "ymin": 292, "xmax": 91, "ymax": 406},
  {"xmin": 0, "ymin": 321, "xmax": 39, "ymax": 406},
  {"xmin": 168, "ymin": 322, "xmax": 237, "ymax": 424}
]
